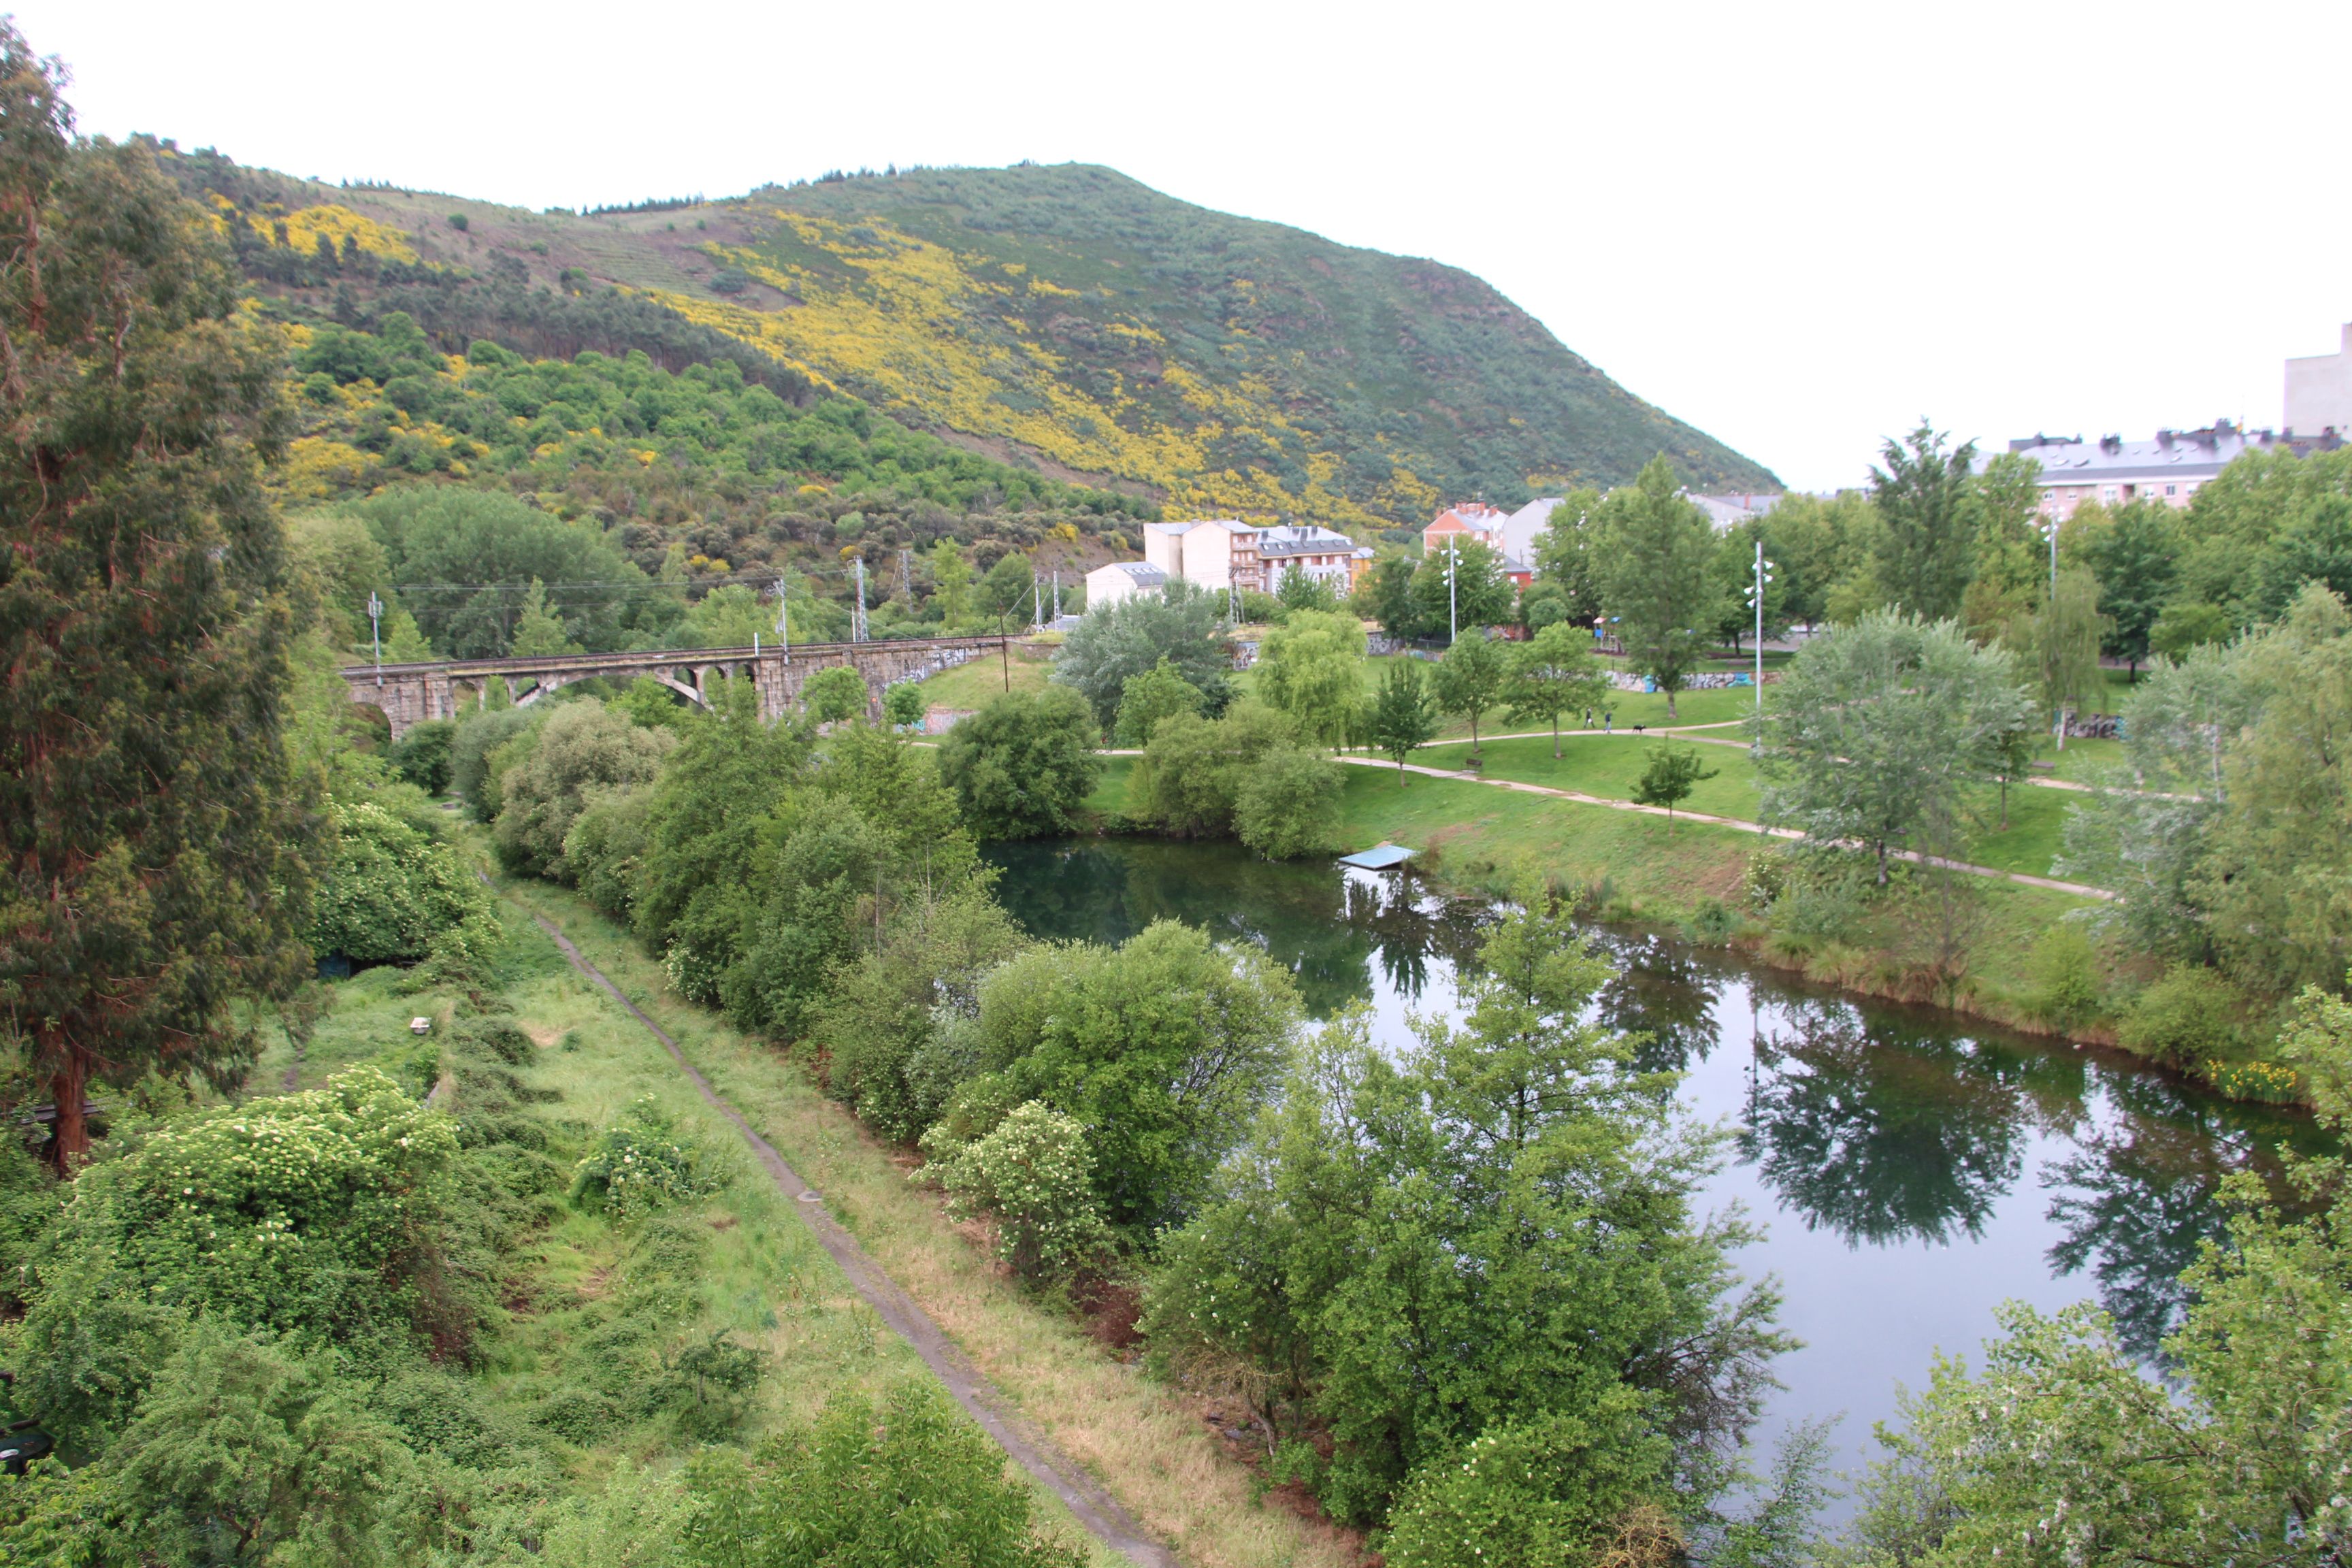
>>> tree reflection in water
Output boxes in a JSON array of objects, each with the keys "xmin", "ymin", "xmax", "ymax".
[
  {"xmin": 1582, "ymin": 931, "xmax": 1727, "ymax": 1075},
  {"xmin": 987, "ymin": 836, "xmax": 2325, "ymax": 1368},
  {"xmin": 2040, "ymin": 1073, "xmax": 2314, "ymax": 1363},
  {"xmin": 1741, "ymin": 1000, "xmax": 2027, "ymax": 1247},
  {"xmin": 983, "ymin": 839, "xmax": 1488, "ymax": 1017}
]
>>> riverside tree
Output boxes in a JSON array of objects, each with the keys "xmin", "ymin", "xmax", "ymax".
[
  {"xmin": 1505, "ymin": 621, "xmax": 1611, "ymax": 757},
  {"xmin": 1871, "ymin": 421, "xmax": 1980, "ymax": 620},
  {"xmin": 1633, "ymin": 742, "xmax": 1717, "ymax": 824},
  {"xmin": 1595, "ymin": 455, "xmax": 1722, "ymax": 719},
  {"xmin": 1144, "ymin": 897, "xmax": 1788, "ymax": 1533},
  {"xmin": 1254, "ymin": 608, "xmax": 1367, "ymax": 747},
  {"xmin": 936, "ymin": 687, "xmax": 1100, "ymax": 840},
  {"xmin": 1365, "ymin": 659, "xmax": 1439, "ymax": 779},
  {"xmin": 1052, "ymin": 578, "xmax": 1233, "ymax": 728},
  {"xmin": 1431, "ymin": 632, "xmax": 1507, "ymax": 754},
  {"xmin": 1759, "ymin": 611, "xmax": 2034, "ymax": 883},
  {"xmin": 0, "ymin": 33, "xmax": 316, "ymax": 1169}
]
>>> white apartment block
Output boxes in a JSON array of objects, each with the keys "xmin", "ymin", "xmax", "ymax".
[{"xmin": 2287, "ymin": 323, "xmax": 2352, "ymax": 438}]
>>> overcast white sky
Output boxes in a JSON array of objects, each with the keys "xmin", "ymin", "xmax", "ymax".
[{"xmin": 25, "ymin": 0, "xmax": 2352, "ymax": 491}]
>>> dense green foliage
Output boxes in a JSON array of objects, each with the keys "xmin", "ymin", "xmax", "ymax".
[
  {"xmin": 1144, "ymin": 899, "xmax": 1785, "ymax": 1533},
  {"xmin": 1761, "ymin": 612, "xmax": 2034, "ymax": 881},
  {"xmin": 1052, "ymin": 579, "xmax": 1233, "ymax": 728},
  {"xmin": 683, "ymin": 1384, "xmax": 1085, "ymax": 1567},
  {"xmin": 1130, "ymin": 704, "xmax": 1341, "ymax": 858},
  {"xmin": 312, "ymin": 798, "xmax": 503, "ymax": 972},
  {"xmin": 1256, "ymin": 609, "xmax": 1369, "ymax": 746},
  {"xmin": 936, "ymin": 687, "xmax": 1100, "ymax": 839},
  {"xmin": 2063, "ymin": 585, "xmax": 2352, "ymax": 998}
]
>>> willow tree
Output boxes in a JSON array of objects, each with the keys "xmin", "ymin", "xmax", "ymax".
[{"xmin": 0, "ymin": 29, "xmax": 314, "ymax": 1168}]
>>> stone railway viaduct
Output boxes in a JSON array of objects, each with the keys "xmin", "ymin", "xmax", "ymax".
[{"xmin": 342, "ymin": 635, "xmax": 1010, "ymax": 738}]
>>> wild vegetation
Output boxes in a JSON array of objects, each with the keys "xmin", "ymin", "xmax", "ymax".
[
  {"xmin": 162, "ymin": 144, "xmax": 1777, "ymax": 531},
  {"xmin": 12, "ymin": 18, "xmax": 2352, "ymax": 1566}
]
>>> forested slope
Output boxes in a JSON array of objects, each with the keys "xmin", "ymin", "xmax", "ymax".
[{"xmin": 158, "ymin": 147, "xmax": 1777, "ymax": 529}]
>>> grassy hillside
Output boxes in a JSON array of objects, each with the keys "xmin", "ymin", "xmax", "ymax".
[{"xmin": 159, "ymin": 147, "xmax": 1776, "ymax": 529}]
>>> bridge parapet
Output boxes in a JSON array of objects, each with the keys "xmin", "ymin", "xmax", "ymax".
[{"xmin": 343, "ymin": 637, "xmax": 1007, "ymax": 738}]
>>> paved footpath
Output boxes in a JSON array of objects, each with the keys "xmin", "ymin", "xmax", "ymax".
[
  {"xmin": 1335, "ymin": 755, "xmax": 2114, "ymax": 900},
  {"xmin": 515, "ymin": 900, "xmax": 1177, "ymax": 1568}
]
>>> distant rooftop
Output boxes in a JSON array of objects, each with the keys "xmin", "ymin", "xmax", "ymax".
[{"xmin": 1989, "ymin": 423, "xmax": 2337, "ymax": 481}]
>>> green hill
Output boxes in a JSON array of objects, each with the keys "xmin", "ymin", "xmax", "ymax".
[{"xmin": 163, "ymin": 150, "xmax": 1776, "ymax": 529}]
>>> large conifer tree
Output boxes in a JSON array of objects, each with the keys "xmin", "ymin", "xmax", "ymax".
[{"xmin": 0, "ymin": 29, "xmax": 314, "ymax": 1168}]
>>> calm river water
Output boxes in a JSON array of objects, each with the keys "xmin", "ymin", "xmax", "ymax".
[{"xmin": 985, "ymin": 836, "xmax": 2324, "ymax": 1494}]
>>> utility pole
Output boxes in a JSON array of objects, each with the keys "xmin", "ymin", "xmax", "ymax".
[
  {"xmin": 1748, "ymin": 540, "xmax": 1774, "ymax": 755},
  {"xmin": 852, "ymin": 557, "xmax": 868, "ymax": 642},
  {"xmin": 1052, "ymin": 570, "xmax": 1061, "ymax": 623},
  {"xmin": 1032, "ymin": 580, "xmax": 1041, "ymax": 630},
  {"xmin": 997, "ymin": 612, "xmax": 1011, "ymax": 690},
  {"xmin": 367, "ymin": 591, "xmax": 384, "ymax": 685}
]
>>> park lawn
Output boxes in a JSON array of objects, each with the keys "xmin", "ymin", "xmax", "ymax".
[
  {"xmin": 913, "ymin": 646, "xmax": 1052, "ymax": 710},
  {"xmin": 2028, "ymin": 734, "xmax": 2125, "ymax": 783},
  {"xmin": 489, "ymin": 874, "xmax": 1358, "ymax": 1568},
  {"xmin": 1408, "ymin": 733, "xmax": 1767, "ymax": 822},
  {"xmin": 1322, "ymin": 766, "xmax": 2092, "ymax": 1017},
  {"xmin": 1084, "ymin": 755, "xmax": 1136, "ymax": 817}
]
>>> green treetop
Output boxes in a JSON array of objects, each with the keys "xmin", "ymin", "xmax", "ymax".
[{"xmin": 1595, "ymin": 455, "xmax": 1722, "ymax": 719}]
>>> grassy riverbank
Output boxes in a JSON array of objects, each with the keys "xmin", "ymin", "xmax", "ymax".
[
  {"xmin": 487, "ymin": 870, "xmax": 1363, "ymax": 1568},
  {"xmin": 1088, "ymin": 753, "xmax": 2137, "ymax": 1058}
]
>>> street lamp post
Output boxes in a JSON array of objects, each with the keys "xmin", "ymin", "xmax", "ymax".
[
  {"xmin": 1446, "ymin": 537, "xmax": 1458, "ymax": 644},
  {"xmin": 1747, "ymin": 541, "xmax": 1774, "ymax": 754}
]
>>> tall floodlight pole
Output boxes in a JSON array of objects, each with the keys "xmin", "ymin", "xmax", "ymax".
[
  {"xmin": 367, "ymin": 591, "xmax": 384, "ymax": 685},
  {"xmin": 853, "ymin": 557, "xmax": 868, "ymax": 642},
  {"xmin": 774, "ymin": 570, "xmax": 792, "ymax": 663},
  {"xmin": 1032, "ymin": 581, "xmax": 1041, "ymax": 630},
  {"xmin": 1446, "ymin": 538, "xmax": 1458, "ymax": 643},
  {"xmin": 2043, "ymin": 509, "xmax": 2059, "ymax": 604},
  {"xmin": 1748, "ymin": 541, "xmax": 1774, "ymax": 755}
]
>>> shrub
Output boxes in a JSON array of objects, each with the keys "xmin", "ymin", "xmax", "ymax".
[
  {"xmin": 882, "ymin": 680, "xmax": 926, "ymax": 729},
  {"xmin": 1233, "ymin": 747, "xmax": 1342, "ymax": 860},
  {"xmin": 800, "ymin": 664, "xmax": 868, "ymax": 723},
  {"xmin": 1131, "ymin": 703, "xmax": 1297, "ymax": 838},
  {"xmin": 449, "ymin": 706, "xmax": 537, "ymax": 821},
  {"xmin": 310, "ymin": 798, "xmax": 501, "ymax": 968},
  {"xmin": 936, "ymin": 687, "xmax": 1100, "ymax": 840},
  {"xmin": 1377, "ymin": 1398, "xmax": 1671, "ymax": 1568},
  {"xmin": 388, "ymin": 717, "xmax": 456, "ymax": 794},
  {"xmin": 1113, "ymin": 655, "xmax": 1205, "ymax": 747},
  {"xmin": 101, "ymin": 1324, "xmax": 423, "ymax": 1567},
  {"xmin": 564, "ymin": 785, "xmax": 654, "ymax": 919},
  {"xmin": 492, "ymin": 698, "xmax": 673, "ymax": 879},
  {"xmin": 2025, "ymin": 924, "xmax": 2104, "ymax": 1030},
  {"xmin": 2118, "ymin": 966, "xmax": 2247, "ymax": 1069},
  {"xmin": 683, "ymin": 1382, "xmax": 1086, "ymax": 1568},
  {"xmin": 919, "ymin": 1101, "xmax": 1112, "ymax": 1282},
  {"xmin": 570, "ymin": 1098, "xmax": 719, "ymax": 1221},
  {"xmin": 14, "ymin": 1069, "xmax": 466, "ymax": 1442}
]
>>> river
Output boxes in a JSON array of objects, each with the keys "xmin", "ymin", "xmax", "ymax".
[{"xmin": 983, "ymin": 836, "xmax": 2324, "ymax": 1498}]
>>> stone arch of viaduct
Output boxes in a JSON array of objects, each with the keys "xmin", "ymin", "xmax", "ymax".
[{"xmin": 342, "ymin": 636, "xmax": 1004, "ymax": 738}]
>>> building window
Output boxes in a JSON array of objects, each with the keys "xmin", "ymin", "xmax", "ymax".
[
  {"xmin": 2165, "ymin": 484, "xmax": 2176, "ymax": 496},
  {"xmin": 2102, "ymin": 487, "xmax": 2119, "ymax": 502}
]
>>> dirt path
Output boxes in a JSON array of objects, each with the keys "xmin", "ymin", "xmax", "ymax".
[
  {"xmin": 1335, "ymin": 757, "xmax": 2114, "ymax": 900},
  {"xmin": 516, "ymin": 902, "xmax": 1176, "ymax": 1568}
]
